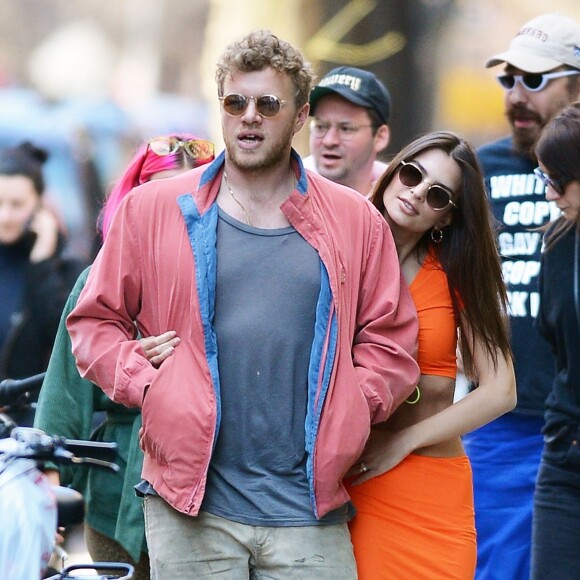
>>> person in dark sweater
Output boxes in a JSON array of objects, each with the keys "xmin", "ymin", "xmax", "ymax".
[
  {"xmin": 0, "ymin": 141, "xmax": 84, "ymax": 425},
  {"xmin": 531, "ymin": 100, "xmax": 580, "ymax": 579}
]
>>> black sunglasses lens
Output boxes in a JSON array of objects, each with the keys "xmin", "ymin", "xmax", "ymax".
[
  {"xmin": 256, "ymin": 96, "xmax": 281, "ymax": 117},
  {"xmin": 399, "ymin": 164, "xmax": 422, "ymax": 187},
  {"xmin": 427, "ymin": 186, "xmax": 451, "ymax": 210},
  {"xmin": 522, "ymin": 74, "xmax": 543, "ymax": 90},
  {"xmin": 498, "ymin": 75, "xmax": 515, "ymax": 89},
  {"xmin": 223, "ymin": 94, "xmax": 248, "ymax": 115}
]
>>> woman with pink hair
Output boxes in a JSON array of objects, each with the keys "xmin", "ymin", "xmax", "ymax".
[
  {"xmin": 100, "ymin": 136, "xmax": 214, "ymax": 240},
  {"xmin": 34, "ymin": 134, "xmax": 215, "ymax": 579}
]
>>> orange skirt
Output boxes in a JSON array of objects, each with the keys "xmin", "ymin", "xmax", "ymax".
[{"xmin": 346, "ymin": 454, "xmax": 476, "ymax": 580}]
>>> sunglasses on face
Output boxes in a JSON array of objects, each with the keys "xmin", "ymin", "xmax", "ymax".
[
  {"xmin": 496, "ymin": 70, "xmax": 580, "ymax": 92},
  {"xmin": 398, "ymin": 160, "xmax": 457, "ymax": 211},
  {"xmin": 148, "ymin": 137, "xmax": 215, "ymax": 160},
  {"xmin": 218, "ymin": 93, "xmax": 287, "ymax": 117},
  {"xmin": 534, "ymin": 167, "xmax": 567, "ymax": 196}
]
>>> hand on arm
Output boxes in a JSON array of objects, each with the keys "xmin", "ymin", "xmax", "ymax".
[
  {"xmin": 139, "ymin": 331, "xmax": 181, "ymax": 368},
  {"xmin": 346, "ymin": 427, "xmax": 415, "ymax": 481}
]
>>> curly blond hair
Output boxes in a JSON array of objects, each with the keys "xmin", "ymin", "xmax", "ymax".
[{"xmin": 215, "ymin": 29, "xmax": 314, "ymax": 109}]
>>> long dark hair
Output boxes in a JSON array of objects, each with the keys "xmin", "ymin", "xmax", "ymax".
[
  {"xmin": 535, "ymin": 101, "xmax": 580, "ymax": 251},
  {"xmin": 370, "ymin": 131, "xmax": 511, "ymax": 378}
]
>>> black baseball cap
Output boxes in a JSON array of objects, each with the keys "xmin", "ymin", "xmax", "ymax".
[{"xmin": 309, "ymin": 66, "xmax": 391, "ymax": 125}]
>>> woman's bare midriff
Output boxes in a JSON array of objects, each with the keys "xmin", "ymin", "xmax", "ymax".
[{"xmin": 374, "ymin": 373, "xmax": 465, "ymax": 457}]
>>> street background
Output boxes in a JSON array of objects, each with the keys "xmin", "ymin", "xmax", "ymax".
[{"xmin": 1, "ymin": 0, "xmax": 579, "ymax": 262}]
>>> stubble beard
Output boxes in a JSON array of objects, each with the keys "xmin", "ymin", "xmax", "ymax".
[{"xmin": 225, "ymin": 123, "xmax": 296, "ymax": 173}]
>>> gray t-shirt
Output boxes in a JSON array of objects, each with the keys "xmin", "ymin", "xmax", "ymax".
[{"xmin": 201, "ymin": 209, "xmax": 352, "ymax": 526}]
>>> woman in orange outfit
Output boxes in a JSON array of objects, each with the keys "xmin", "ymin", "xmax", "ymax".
[{"xmin": 346, "ymin": 132, "xmax": 516, "ymax": 579}]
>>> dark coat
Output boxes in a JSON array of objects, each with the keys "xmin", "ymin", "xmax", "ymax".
[{"xmin": 0, "ymin": 233, "xmax": 85, "ymax": 424}]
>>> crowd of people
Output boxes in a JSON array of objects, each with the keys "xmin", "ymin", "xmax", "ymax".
[{"xmin": 1, "ymin": 9, "xmax": 579, "ymax": 580}]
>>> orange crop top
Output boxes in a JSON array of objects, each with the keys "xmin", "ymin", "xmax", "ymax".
[{"xmin": 409, "ymin": 252, "xmax": 458, "ymax": 379}]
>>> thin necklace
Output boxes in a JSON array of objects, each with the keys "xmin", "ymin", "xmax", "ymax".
[{"xmin": 223, "ymin": 172, "xmax": 253, "ymax": 226}]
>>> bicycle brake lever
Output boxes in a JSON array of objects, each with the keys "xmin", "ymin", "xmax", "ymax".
[{"xmin": 71, "ymin": 456, "xmax": 120, "ymax": 472}]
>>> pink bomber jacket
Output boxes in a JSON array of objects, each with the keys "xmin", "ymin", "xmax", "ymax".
[{"xmin": 67, "ymin": 151, "xmax": 419, "ymax": 518}]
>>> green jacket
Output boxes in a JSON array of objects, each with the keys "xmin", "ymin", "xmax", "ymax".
[{"xmin": 34, "ymin": 267, "xmax": 145, "ymax": 560}]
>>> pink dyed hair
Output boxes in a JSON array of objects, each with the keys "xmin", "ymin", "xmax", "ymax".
[{"xmin": 99, "ymin": 133, "xmax": 215, "ymax": 240}]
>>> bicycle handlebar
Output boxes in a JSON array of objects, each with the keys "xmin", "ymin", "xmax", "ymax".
[
  {"xmin": 0, "ymin": 372, "xmax": 46, "ymax": 404},
  {"xmin": 45, "ymin": 561, "xmax": 135, "ymax": 580},
  {"xmin": 3, "ymin": 428, "xmax": 119, "ymax": 473}
]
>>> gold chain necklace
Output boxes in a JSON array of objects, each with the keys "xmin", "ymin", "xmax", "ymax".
[{"xmin": 223, "ymin": 172, "xmax": 253, "ymax": 226}]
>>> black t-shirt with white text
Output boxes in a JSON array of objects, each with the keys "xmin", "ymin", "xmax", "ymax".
[{"xmin": 477, "ymin": 136, "xmax": 556, "ymax": 415}]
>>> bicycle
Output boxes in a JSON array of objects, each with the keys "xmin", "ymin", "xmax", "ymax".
[{"xmin": 0, "ymin": 375, "xmax": 135, "ymax": 579}]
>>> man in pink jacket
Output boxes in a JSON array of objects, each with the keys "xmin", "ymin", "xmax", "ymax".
[{"xmin": 68, "ymin": 30, "xmax": 419, "ymax": 579}]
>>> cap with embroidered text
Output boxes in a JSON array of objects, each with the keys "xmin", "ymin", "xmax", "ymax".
[
  {"xmin": 309, "ymin": 66, "xmax": 391, "ymax": 125},
  {"xmin": 486, "ymin": 13, "xmax": 580, "ymax": 73}
]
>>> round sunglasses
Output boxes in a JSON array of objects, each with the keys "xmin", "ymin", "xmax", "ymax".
[
  {"xmin": 148, "ymin": 137, "xmax": 215, "ymax": 161},
  {"xmin": 496, "ymin": 70, "xmax": 580, "ymax": 92},
  {"xmin": 398, "ymin": 160, "xmax": 457, "ymax": 211},
  {"xmin": 218, "ymin": 93, "xmax": 287, "ymax": 118}
]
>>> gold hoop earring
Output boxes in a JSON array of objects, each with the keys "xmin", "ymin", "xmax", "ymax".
[{"xmin": 431, "ymin": 227, "xmax": 443, "ymax": 243}]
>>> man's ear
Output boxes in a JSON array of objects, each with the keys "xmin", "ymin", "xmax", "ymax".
[
  {"xmin": 294, "ymin": 103, "xmax": 310, "ymax": 135},
  {"xmin": 374, "ymin": 124, "xmax": 390, "ymax": 153}
]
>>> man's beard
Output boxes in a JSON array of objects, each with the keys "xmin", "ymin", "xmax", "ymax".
[
  {"xmin": 225, "ymin": 123, "xmax": 296, "ymax": 172},
  {"xmin": 507, "ymin": 104, "xmax": 543, "ymax": 158}
]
